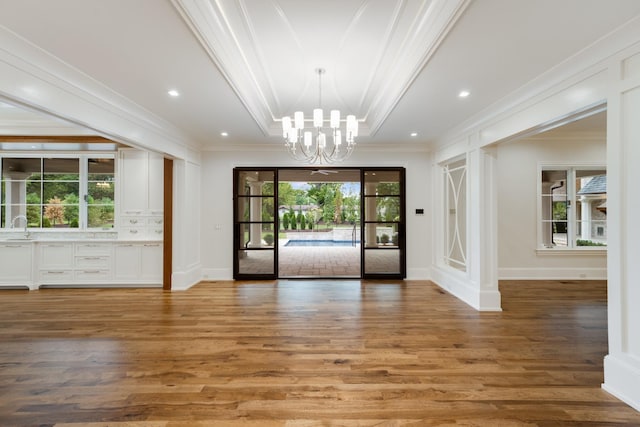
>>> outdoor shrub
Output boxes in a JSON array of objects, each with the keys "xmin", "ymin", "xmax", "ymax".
[
  {"xmin": 282, "ymin": 213, "xmax": 289, "ymax": 230},
  {"xmin": 263, "ymin": 233, "xmax": 274, "ymax": 246},
  {"xmin": 577, "ymin": 239, "xmax": 606, "ymax": 246},
  {"xmin": 392, "ymin": 233, "xmax": 399, "ymax": 246},
  {"xmin": 380, "ymin": 233, "xmax": 390, "ymax": 244}
]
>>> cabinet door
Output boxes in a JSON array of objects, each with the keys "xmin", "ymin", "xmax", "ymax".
[
  {"xmin": 147, "ymin": 152, "xmax": 164, "ymax": 214},
  {"xmin": 0, "ymin": 243, "xmax": 33, "ymax": 284},
  {"xmin": 113, "ymin": 244, "xmax": 141, "ymax": 280},
  {"xmin": 39, "ymin": 243, "xmax": 74, "ymax": 269},
  {"xmin": 119, "ymin": 149, "xmax": 148, "ymax": 214},
  {"xmin": 140, "ymin": 243, "xmax": 162, "ymax": 282}
]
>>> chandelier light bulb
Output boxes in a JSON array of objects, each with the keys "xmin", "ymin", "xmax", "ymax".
[
  {"xmin": 313, "ymin": 108, "xmax": 323, "ymax": 128},
  {"xmin": 294, "ymin": 111, "xmax": 304, "ymax": 129}
]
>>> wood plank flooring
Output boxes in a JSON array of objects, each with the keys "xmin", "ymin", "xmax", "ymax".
[{"xmin": 1, "ymin": 279, "xmax": 639, "ymax": 426}]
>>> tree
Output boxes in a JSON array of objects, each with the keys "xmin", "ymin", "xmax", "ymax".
[
  {"xmin": 333, "ymin": 189, "xmax": 343, "ymax": 224},
  {"xmin": 288, "ymin": 207, "xmax": 296, "ymax": 230},
  {"xmin": 63, "ymin": 193, "xmax": 80, "ymax": 226},
  {"xmin": 44, "ymin": 197, "xmax": 65, "ymax": 226},
  {"xmin": 342, "ymin": 194, "xmax": 360, "ymax": 224},
  {"xmin": 26, "ymin": 192, "xmax": 41, "ymax": 227},
  {"xmin": 282, "ymin": 212, "xmax": 290, "ymax": 231}
]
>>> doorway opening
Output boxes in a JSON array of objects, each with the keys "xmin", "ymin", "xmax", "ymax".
[{"xmin": 278, "ymin": 168, "xmax": 361, "ymax": 278}]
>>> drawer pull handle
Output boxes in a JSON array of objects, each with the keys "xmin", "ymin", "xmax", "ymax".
[{"xmin": 47, "ymin": 271, "xmax": 66, "ymax": 274}]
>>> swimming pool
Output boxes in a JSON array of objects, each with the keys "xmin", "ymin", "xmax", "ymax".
[{"xmin": 284, "ymin": 239, "xmax": 360, "ymax": 247}]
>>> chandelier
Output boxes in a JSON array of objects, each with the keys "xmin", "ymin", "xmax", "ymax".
[{"xmin": 281, "ymin": 68, "xmax": 358, "ymax": 164}]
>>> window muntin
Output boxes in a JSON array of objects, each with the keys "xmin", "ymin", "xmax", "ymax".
[
  {"xmin": 540, "ymin": 166, "xmax": 606, "ymax": 249},
  {"xmin": 1, "ymin": 154, "xmax": 115, "ymax": 230}
]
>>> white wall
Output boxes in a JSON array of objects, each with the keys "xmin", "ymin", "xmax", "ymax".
[
  {"xmin": 497, "ymin": 136, "xmax": 607, "ymax": 279},
  {"xmin": 199, "ymin": 148, "xmax": 433, "ymax": 280}
]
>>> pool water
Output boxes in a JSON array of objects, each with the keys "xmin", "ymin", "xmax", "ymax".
[{"xmin": 285, "ymin": 240, "xmax": 360, "ymax": 247}]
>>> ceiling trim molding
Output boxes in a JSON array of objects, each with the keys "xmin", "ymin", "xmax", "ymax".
[
  {"xmin": 0, "ymin": 24, "xmax": 197, "ymax": 158},
  {"xmin": 172, "ymin": 0, "xmax": 470, "ymax": 138},
  {"xmin": 363, "ymin": 0, "xmax": 470, "ymax": 135}
]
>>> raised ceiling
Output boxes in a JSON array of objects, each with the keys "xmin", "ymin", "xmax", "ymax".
[{"xmin": 1, "ymin": 0, "xmax": 639, "ymax": 151}]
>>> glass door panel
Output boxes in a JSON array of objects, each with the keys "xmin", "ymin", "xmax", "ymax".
[
  {"xmin": 234, "ymin": 169, "xmax": 277, "ymax": 279},
  {"xmin": 362, "ymin": 168, "xmax": 405, "ymax": 278}
]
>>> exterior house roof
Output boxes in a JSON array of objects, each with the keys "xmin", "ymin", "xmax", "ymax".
[{"xmin": 577, "ymin": 175, "xmax": 606, "ymax": 195}]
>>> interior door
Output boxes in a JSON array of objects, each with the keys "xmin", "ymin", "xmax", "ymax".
[
  {"xmin": 361, "ymin": 168, "xmax": 406, "ymax": 279},
  {"xmin": 233, "ymin": 168, "xmax": 277, "ymax": 280}
]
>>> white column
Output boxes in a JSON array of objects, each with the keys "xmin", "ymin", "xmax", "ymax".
[
  {"xmin": 580, "ymin": 197, "xmax": 592, "ymax": 240},
  {"xmin": 248, "ymin": 181, "xmax": 264, "ymax": 247},
  {"xmin": 541, "ymin": 182, "xmax": 553, "ymax": 247},
  {"xmin": 602, "ymin": 48, "xmax": 640, "ymax": 411},
  {"xmin": 6, "ymin": 174, "xmax": 28, "ymax": 226},
  {"xmin": 365, "ymin": 182, "xmax": 377, "ymax": 247},
  {"xmin": 467, "ymin": 146, "xmax": 501, "ymax": 311}
]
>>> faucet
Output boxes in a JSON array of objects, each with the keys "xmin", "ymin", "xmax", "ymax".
[{"xmin": 11, "ymin": 215, "xmax": 30, "ymax": 239}]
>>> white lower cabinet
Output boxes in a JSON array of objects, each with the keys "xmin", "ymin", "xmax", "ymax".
[
  {"xmin": 31, "ymin": 240, "xmax": 162, "ymax": 288},
  {"xmin": 38, "ymin": 243, "xmax": 73, "ymax": 284},
  {"xmin": 114, "ymin": 242, "xmax": 162, "ymax": 283},
  {"xmin": 74, "ymin": 243, "xmax": 112, "ymax": 283},
  {"xmin": 0, "ymin": 242, "xmax": 33, "ymax": 288}
]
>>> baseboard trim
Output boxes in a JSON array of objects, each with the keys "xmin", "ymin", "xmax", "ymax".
[{"xmin": 499, "ymin": 267, "xmax": 606, "ymax": 280}]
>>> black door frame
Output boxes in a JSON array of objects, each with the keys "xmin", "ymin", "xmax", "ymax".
[{"xmin": 233, "ymin": 167, "xmax": 406, "ymax": 280}]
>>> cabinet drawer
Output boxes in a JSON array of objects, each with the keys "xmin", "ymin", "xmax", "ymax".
[
  {"xmin": 147, "ymin": 217, "xmax": 164, "ymax": 227},
  {"xmin": 38, "ymin": 243, "xmax": 74, "ymax": 268},
  {"xmin": 149, "ymin": 228, "xmax": 164, "ymax": 238},
  {"xmin": 120, "ymin": 227, "xmax": 146, "ymax": 239},
  {"xmin": 40, "ymin": 270, "xmax": 74, "ymax": 283},
  {"xmin": 122, "ymin": 216, "xmax": 144, "ymax": 226},
  {"xmin": 75, "ymin": 256, "xmax": 110, "ymax": 268},
  {"xmin": 74, "ymin": 269, "xmax": 111, "ymax": 282},
  {"xmin": 75, "ymin": 243, "xmax": 112, "ymax": 256}
]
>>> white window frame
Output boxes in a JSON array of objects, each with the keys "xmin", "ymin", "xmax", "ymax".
[
  {"xmin": 1, "ymin": 152, "xmax": 115, "ymax": 232},
  {"xmin": 537, "ymin": 162, "xmax": 607, "ymax": 253}
]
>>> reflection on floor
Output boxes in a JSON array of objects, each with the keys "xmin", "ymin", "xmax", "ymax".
[{"xmin": 237, "ymin": 241, "xmax": 401, "ymax": 277}]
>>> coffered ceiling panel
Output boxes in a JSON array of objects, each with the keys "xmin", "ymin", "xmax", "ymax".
[{"xmin": 173, "ymin": 0, "xmax": 468, "ymax": 137}]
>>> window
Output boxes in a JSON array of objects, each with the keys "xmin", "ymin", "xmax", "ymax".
[
  {"xmin": 1, "ymin": 154, "xmax": 115, "ymax": 230},
  {"xmin": 540, "ymin": 166, "xmax": 606, "ymax": 249}
]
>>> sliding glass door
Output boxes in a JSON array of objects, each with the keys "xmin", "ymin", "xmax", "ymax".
[
  {"xmin": 233, "ymin": 167, "xmax": 405, "ymax": 279},
  {"xmin": 233, "ymin": 169, "xmax": 277, "ymax": 280},
  {"xmin": 361, "ymin": 168, "xmax": 406, "ymax": 279}
]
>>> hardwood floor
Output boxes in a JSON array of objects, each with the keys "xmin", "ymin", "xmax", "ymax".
[{"xmin": 1, "ymin": 279, "xmax": 639, "ymax": 426}]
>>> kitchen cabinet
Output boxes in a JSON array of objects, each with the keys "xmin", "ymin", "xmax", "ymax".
[
  {"xmin": 114, "ymin": 242, "xmax": 162, "ymax": 283},
  {"xmin": 38, "ymin": 242, "xmax": 74, "ymax": 284},
  {"xmin": 0, "ymin": 242, "xmax": 33, "ymax": 288},
  {"xmin": 2, "ymin": 240, "xmax": 163, "ymax": 289},
  {"xmin": 118, "ymin": 148, "xmax": 164, "ymax": 239}
]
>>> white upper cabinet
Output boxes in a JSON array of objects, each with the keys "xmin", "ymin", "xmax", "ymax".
[
  {"xmin": 118, "ymin": 149, "xmax": 148, "ymax": 214},
  {"xmin": 118, "ymin": 149, "xmax": 164, "ymax": 239}
]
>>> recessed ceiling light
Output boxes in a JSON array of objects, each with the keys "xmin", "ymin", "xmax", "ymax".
[
  {"xmin": 458, "ymin": 90, "xmax": 470, "ymax": 98},
  {"xmin": 220, "ymin": 132, "xmax": 229, "ymax": 137},
  {"xmin": 410, "ymin": 132, "xmax": 418, "ymax": 137},
  {"xmin": 168, "ymin": 89, "xmax": 180, "ymax": 97}
]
